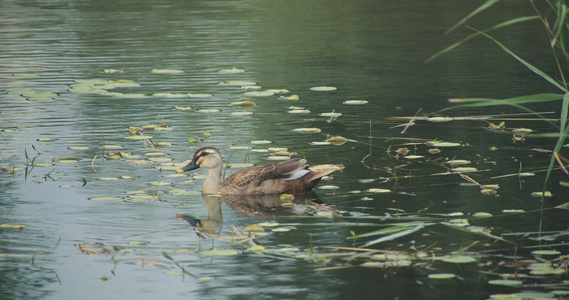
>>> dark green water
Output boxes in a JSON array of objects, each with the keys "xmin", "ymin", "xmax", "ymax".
[{"xmin": 1, "ymin": 1, "xmax": 567, "ymax": 299}]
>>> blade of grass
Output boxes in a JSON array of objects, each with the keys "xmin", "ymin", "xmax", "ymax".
[
  {"xmin": 427, "ymin": 16, "xmax": 539, "ymax": 62},
  {"xmin": 445, "ymin": 0, "xmax": 500, "ymax": 34},
  {"xmin": 442, "ymin": 93, "xmax": 564, "ymax": 109},
  {"xmin": 361, "ymin": 222, "xmax": 430, "ymax": 248},
  {"xmin": 472, "ymin": 28, "xmax": 568, "ymax": 92}
]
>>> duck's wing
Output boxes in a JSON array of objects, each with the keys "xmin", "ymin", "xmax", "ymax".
[{"xmin": 225, "ymin": 159, "xmax": 310, "ymax": 188}]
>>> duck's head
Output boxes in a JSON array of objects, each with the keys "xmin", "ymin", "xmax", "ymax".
[{"xmin": 176, "ymin": 146, "xmax": 223, "ymax": 173}]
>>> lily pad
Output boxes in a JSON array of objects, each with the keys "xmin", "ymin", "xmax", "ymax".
[
  {"xmin": 219, "ymin": 80, "xmax": 256, "ymax": 86},
  {"xmin": 310, "ymin": 86, "xmax": 337, "ymax": 92},
  {"xmin": 198, "ymin": 109, "xmax": 221, "ymax": 113},
  {"xmin": 219, "ymin": 68, "xmax": 245, "ymax": 74},
  {"xmin": 243, "ymin": 91, "xmax": 274, "ymax": 97},
  {"xmin": 428, "ymin": 273, "xmax": 456, "ymax": 279},
  {"xmin": 343, "ymin": 100, "xmax": 368, "ymax": 105},
  {"xmin": 367, "ymin": 188, "xmax": 391, "ymax": 193},
  {"xmin": 440, "ymin": 256, "xmax": 476, "ymax": 264},
  {"xmin": 488, "ymin": 279, "xmax": 523, "ymax": 286},
  {"xmin": 151, "ymin": 69, "xmax": 184, "ymax": 74},
  {"xmin": 292, "ymin": 128, "xmax": 321, "ymax": 134}
]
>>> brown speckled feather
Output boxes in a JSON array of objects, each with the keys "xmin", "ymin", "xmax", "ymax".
[{"xmin": 177, "ymin": 147, "xmax": 340, "ymax": 195}]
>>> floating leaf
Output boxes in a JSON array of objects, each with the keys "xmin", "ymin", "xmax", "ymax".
[
  {"xmin": 231, "ymin": 101, "xmax": 256, "ymax": 107},
  {"xmin": 292, "ymin": 128, "xmax": 321, "ymax": 134},
  {"xmin": 99, "ymin": 177, "xmax": 120, "ymax": 181},
  {"xmin": 229, "ymin": 146, "xmax": 251, "ymax": 150},
  {"xmin": 367, "ymin": 188, "xmax": 391, "ymax": 193},
  {"xmin": 530, "ymin": 191, "xmax": 552, "ymax": 197},
  {"xmin": 124, "ymin": 135, "xmax": 153, "ymax": 140},
  {"xmin": 343, "ymin": 100, "xmax": 368, "ymax": 105},
  {"xmin": 266, "ymin": 89, "xmax": 289, "ymax": 94},
  {"xmin": 473, "ymin": 212, "xmax": 493, "ymax": 218},
  {"xmin": 103, "ymin": 69, "xmax": 123, "ymax": 74},
  {"xmin": 151, "ymin": 69, "xmax": 184, "ymax": 74},
  {"xmin": 488, "ymin": 279, "xmax": 522, "ymax": 286},
  {"xmin": 428, "ymin": 273, "xmax": 456, "ymax": 279},
  {"xmin": 531, "ymin": 250, "xmax": 561, "ymax": 256},
  {"xmin": 249, "ymin": 245, "xmax": 265, "ymax": 253},
  {"xmin": 310, "ymin": 141, "xmax": 331, "ymax": 146},
  {"xmin": 427, "ymin": 141, "xmax": 462, "ymax": 147},
  {"xmin": 243, "ymin": 91, "xmax": 274, "ymax": 97},
  {"xmin": 310, "ymin": 86, "xmax": 337, "ymax": 91},
  {"xmin": 175, "ymin": 106, "xmax": 192, "ymax": 111},
  {"xmin": 37, "ymin": 138, "xmax": 56, "ymax": 142},
  {"xmin": 128, "ymin": 194, "xmax": 158, "ymax": 201},
  {"xmin": 219, "ymin": 67, "xmax": 245, "ymax": 74},
  {"xmin": 219, "ymin": 80, "xmax": 256, "ymax": 86},
  {"xmin": 318, "ymin": 185, "xmax": 339, "ymax": 190},
  {"xmin": 451, "ymin": 167, "xmax": 478, "ymax": 173},
  {"xmin": 288, "ymin": 109, "xmax": 311, "ymax": 114},
  {"xmin": 243, "ymin": 225, "xmax": 264, "ymax": 232},
  {"xmin": 0, "ymin": 223, "xmax": 26, "ymax": 230},
  {"xmin": 198, "ymin": 109, "xmax": 220, "ymax": 113},
  {"xmin": 278, "ymin": 95, "xmax": 299, "ymax": 101},
  {"xmin": 446, "ymin": 160, "xmax": 471, "ymax": 166},
  {"xmin": 68, "ymin": 146, "xmax": 90, "ymax": 150},
  {"xmin": 145, "ymin": 152, "xmax": 167, "ymax": 156},
  {"xmin": 502, "ymin": 209, "xmax": 525, "ymax": 213},
  {"xmin": 326, "ymin": 136, "xmax": 347, "ymax": 145},
  {"xmin": 272, "ymin": 228, "xmax": 291, "ymax": 232},
  {"xmin": 319, "ymin": 111, "xmax": 342, "ymax": 118},
  {"xmin": 404, "ymin": 155, "xmax": 424, "ymax": 159},
  {"xmin": 251, "ymin": 140, "xmax": 271, "ymax": 145},
  {"xmin": 242, "ymin": 85, "xmax": 261, "ymax": 90},
  {"xmin": 440, "ymin": 256, "xmax": 476, "ymax": 264}
]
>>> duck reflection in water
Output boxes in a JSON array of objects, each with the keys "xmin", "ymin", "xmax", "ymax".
[{"xmin": 178, "ymin": 192, "xmax": 329, "ymax": 238}]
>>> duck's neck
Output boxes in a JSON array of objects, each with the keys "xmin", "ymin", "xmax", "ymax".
[{"xmin": 202, "ymin": 165, "xmax": 223, "ymax": 194}]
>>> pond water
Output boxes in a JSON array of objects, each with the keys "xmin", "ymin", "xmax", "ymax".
[{"xmin": 1, "ymin": 0, "xmax": 568, "ymax": 299}]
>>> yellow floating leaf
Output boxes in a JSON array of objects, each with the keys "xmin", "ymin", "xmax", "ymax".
[
  {"xmin": 151, "ymin": 69, "xmax": 184, "ymax": 74},
  {"xmin": 292, "ymin": 128, "xmax": 321, "ymax": 134},
  {"xmin": 249, "ymin": 245, "xmax": 265, "ymax": 253},
  {"xmin": 473, "ymin": 212, "xmax": 493, "ymax": 218},
  {"xmin": 319, "ymin": 112, "xmax": 342, "ymax": 118},
  {"xmin": 530, "ymin": 191, "xmax": 552, "ymax": 197},
  {"xmin": 343, "ymin": 100, "xmax": 368, "ymax": 105},
  {"xmin": 278, "ymin": 94, "xmax": 299, "ymax": 101},
  {"xmin": 266, "ymin": 89, "xmax": 289, "ymax": 94},
  {"xmin": 198, "ymin": 109, "xmax": 220, "ymax": 113},
  {"xmin": 219, "ymin": 67, "xmax": 245, "ymax": 74},
  {"xmin": 367, "ymin": 188, "xmax": 391, "ymax": 193},
  {"xmin": 243, "ymin": 224, "xmax": 264, "ymax": 232},
  {"xmin": 231, "ymin": 101, "xmax": 256, "ymax": 108},
  {"xmin": 310, "ymin": 141, "xmax": 331, "ymax": 146},
  {"xmin": 310, "ymin": 86, "xmax": 337, "ymax": 91},
  {"xmin": 175, "ymin": 106, "xmax": 192, "ymax": 110},
  {"xmin": 0, "ymin": 223, "xmax": 26, "ymax": 230}
]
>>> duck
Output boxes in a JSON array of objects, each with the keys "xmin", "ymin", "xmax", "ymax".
[{"xmin": 176, "ymin": 146, "xmax": 340, "ymax": 195}]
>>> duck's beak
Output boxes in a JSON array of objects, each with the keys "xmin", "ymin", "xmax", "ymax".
[{"xmin": 176, "ymin": 159, "xmax": 199, "ymax": 173}]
